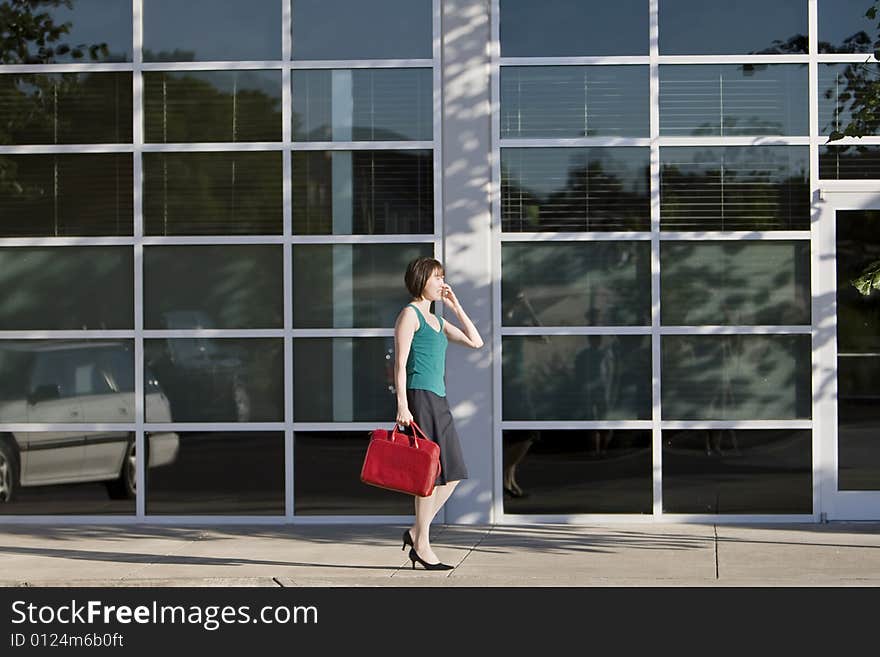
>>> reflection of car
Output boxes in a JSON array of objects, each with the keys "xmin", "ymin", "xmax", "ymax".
[
  {"xmin": 148, "ymin": 311, "xmax": 251, "ymax": 422},
  {"xmin": 0, "ymin": 341, "xmax": 178, "ymax": 503}
]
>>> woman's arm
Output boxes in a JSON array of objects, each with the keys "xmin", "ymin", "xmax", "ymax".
[
  {"xmin": 394, "ymin": 307, "xmax": 418, "ymax": 425},
  {"xmin": 441, "ymin": 285, "xmax": 484, "ymax": 349}
]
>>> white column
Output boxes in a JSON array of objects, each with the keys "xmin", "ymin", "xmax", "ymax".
[{"xmin": 442, "ymin": 0, "xmax": 493, "ymax": 524}]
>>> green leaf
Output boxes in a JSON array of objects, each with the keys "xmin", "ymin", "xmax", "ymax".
[
  {"xmin": 852, "ymin": 260, "xmax": 880, "ymax": 296},
  {"xmin": 827, "ymin": 130, "xmax": 845, "ymax": 142},
  {"xmin": 868, "ymin": 6, "xmax": 878, "ymax": 20}
]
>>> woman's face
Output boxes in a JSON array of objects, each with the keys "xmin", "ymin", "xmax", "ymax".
[{"xmin": 421, "ymin": 268, "xmax": 445, "ymax": 302}]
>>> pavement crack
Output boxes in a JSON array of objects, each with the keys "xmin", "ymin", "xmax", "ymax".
[
  {"xmin": 448, "ymin": 526, "xmax": 493, "ymax": 577},
  {"xmin": 714, "ymin": 525, "xmax": 719, "ymax": 580}
]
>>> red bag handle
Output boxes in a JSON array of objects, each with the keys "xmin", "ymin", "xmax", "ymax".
[{"xmin": 391, "ymin": 420, "xmax": 430, "ymax": 447}]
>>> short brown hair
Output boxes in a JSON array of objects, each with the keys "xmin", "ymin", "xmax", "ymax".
[{"xmin": 405, "ymin": 256, "xmax": 444, "ymax": 299}]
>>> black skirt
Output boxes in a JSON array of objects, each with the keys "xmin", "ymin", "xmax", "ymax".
[{"xmin": 406, "ymin": 388, "xmax": 469, "ymax": 485}]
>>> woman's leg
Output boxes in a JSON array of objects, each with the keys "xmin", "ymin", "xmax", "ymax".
[{"xmin": 410, "ymin": 480, "xmax": 459, "ymax": 564}]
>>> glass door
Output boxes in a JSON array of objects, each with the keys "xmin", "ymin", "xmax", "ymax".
[{"xmin": 829, "ymin": 209, "xmax": 880, "ymax": 519}]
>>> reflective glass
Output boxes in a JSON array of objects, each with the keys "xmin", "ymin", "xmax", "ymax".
[
  {"xmin": 501, "ymin": 242, "xmax": 651, "ymax": 327},
  {"xmin": 663, "ymin": 429, "xmax": 812, "ymax": 513},
  {"xmin": 661, "ymin": 335, "xmax": 812, "ymax": 420},
  {"xmin": 0, "ymin": 73, "xmax": 132, "ymax": 144},
  {"xmin": 659, "ymin": 0, "xmax": 807, "ymax": 55},
  {"xmin": 500, "ymin": 66, "xmax": 649, "ymax": 138},
  {"xmin": 294, "ymin": 431, "xmax": 412, "ymax": 515},
  {"xmin": 818, "ymin": 64, "xmax": 880, "ymax": 137},
  {"xmin": 0, "ymin": 247, "xmax": 132, "ymax": 330},
  {"xmin": 660, "ymin": 146, "xmax": 810, "ymax": 231},
  {"xmin": 836, "ymin": 211, "xmax": 880, "ymax": 490},
  {"xmin": 144, "ymin": 0, "xmax": 281, "ymax": 62},
  {"xmin": 144, "ymin": 246, "xmax": 283, "ymax": 330},
  {"xmin": 0, "ymin": 154, "xmax": 133, "ymax": 237},
  {"xmin": 143, "ymin": 152, "xmax": 282, "ymax": 235},
  {"xmin": 293, "ymin": 69, "xmax": 432, "ymax": 142},
  {"xmin": 0, "ymin": 340, "xmax": 134, "ymax": 424},
  {"xmin": 659, "ymin": 65, "xmax": 808, "ymax": 136},
  {"xmin": 820, "ymin": 145, "xmax": 880, "ymax": 179},
  {"xmin": 501, "ymin": 148, "xmax": 650, "ymax": 232},
  {"xmin": 145, "ymin": 339, "xmax": 283, "ymax": 423},
  {"xmin": 2, "ymin": 0, "xmax": 132, "ymax": 64},
  {"xmin": 501, "ymin": 430, "xmax": 652, "ymax": 514},
  {"xmin": 819, "ymin": 0, "xmax": 878, "ymax": 54},
  {"xmin": 292, "ymin": 150, "xmax": 433, "ymax": 235},
  {"xmin": 0, "ymin": 433, "xmax": 136, "ymax": 515},
  {"xmin": 145, "ymin": 71, "xmax": 281, "ymax": 143},
  {"xmin": 500, "ymin": 0, "xmax": 648, "ymax": 57},
  {"xmin": 660, "ymin": 241, "xmax": 811, "ymax": 326},
  {"xmin": 293, "ymin": 338, "xmax": 396, "ymax": 422},
  {"xmin": 146, "ymin": 432, "xmax": 284, "ymax": 515},
  {"xmin": 293, "ymin": 243, "xmax": 433, "ymax": 328},
  {"xmin": 502, "ymin": 336, "xmax": 652, "ymax": 421},
  {"xmin": 292, "ymin": 0, "xmax": 432, "ymax": 60}
]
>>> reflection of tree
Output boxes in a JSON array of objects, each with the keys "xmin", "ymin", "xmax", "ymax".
[
  {"xmin": 500, "ymin": 153, "xmax": 650, "ymax": 231},
  {"xmin": 0, "ymin": 0, "xmax": 109, "ymax": 65}
]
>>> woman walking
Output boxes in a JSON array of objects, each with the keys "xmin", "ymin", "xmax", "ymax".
[{"xmin": 395, "ymin": 256, "xmax": 483, "ymax": 570}]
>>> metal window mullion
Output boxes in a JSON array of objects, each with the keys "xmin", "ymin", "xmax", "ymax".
[
  {"xmin": 499, "ymin": 56, "xmax": 650, "ymax": 66},
  {"xmin": 140, "ymin": 61, "xmax": 284, "ymax": 71},
  {"xmin": 291, "ymin": 141, "xmax": 433, "ymax": 151},
  {"xmin": 141, "ymin": 235, "xmax": 286, "ymax": 245},
  {"xmin": 0, "ymin": 331, "xmax": 135, "ymax": 339},
  {"xmin": 0, "ymin": 145, "xmax": 134, "ymax": 154},
  {"xmin": 661, "ymin": 420, "xmax": 813, "ymax": 430},
  {"xmin": 290, "ymin": 234, "xmax": 436, "ymax": 244},
  {"xmin": 0, "ymin": 237, "xmax": 137, "ymax": 246},
  {"xmin": 500, "ymin": 138, "xmax": 652, "ymax": 148},
  {"xmin": 290, "ymin": 59, "xmax": 433, "ymax": 69},
  {"xmin": 501, "ymin": 326, "xmax": 651, "ymax": 335},
  {"xmin": 490, "ymin": 0, "xmax": 504, "ymax": 524},
  {"xmin": 500, "ymin": 232, "xmax": 652, "ymax": 241},
  {"xmin": 142, "ymin": 143, "xmax": 285, "ymax": 152},
  {"xmin": 658, "ymin": 231, "xmax": 811, "ymax": 240},
  {"xmin": 133, "ymin": 0, "xmax": 145, "ymax": 520},
  {"xmin": 283, "ymin": 0, "xmax": 295, "ymax": 520}
]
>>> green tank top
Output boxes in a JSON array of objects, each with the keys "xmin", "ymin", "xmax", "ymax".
[{"xmin": 405, "ymin": 304, "xmax": 448, "ymax": 397}]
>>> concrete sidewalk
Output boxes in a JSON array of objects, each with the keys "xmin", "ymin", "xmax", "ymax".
[{"xmin": 1, "ymin": 523, "xmax": 879, "ymax": 587}]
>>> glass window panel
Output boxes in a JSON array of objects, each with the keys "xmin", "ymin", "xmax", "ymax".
[
  {"xmin": 145, "ymin": 339, "xmax": 283, "ymax": 423},
  {"xmin": 501, "ymin": 242, "xmax": 651, "ymax": 327},
  {"xmin": 661, "ymin": 335, "xmax": 812, "ymax": 420},
  {"xmin": 500, "ymin": 0, "xmax": 648, "ymax": 57},
  {"xmin": 0, "ymin": 340, "xmax": 134, "ymax": 424},
  {"xmin": 0, "ymin": 432, "xmax": 137, "ymax": 515},
  {"xmin": 146, "ymin": 432, "xmax": 283, "ymax": 515},
  {"xmin": 662, "ymin": 429, "xmax": 812, "ymax": 513},
  {"xmin": 501, "ymin": 148, "xmax": 650, "ymax": 232},
  {"xmin": 293, "ymin": 69, "xmax": 432, "ymax": 142},
  {"xmin": 819, "ymin": 0, "xmax": 877, "ymax": 54},
  {"xmin": 144, "ymin": 245, "xmax": 283, "ymax": 330},
  {"xmin": 659, "ymin": 65, "xmax": 808, "ymax": 137},
  {"xmin": 144, "ymin": 0, "xmax": 281, "ymax": 62},
  {"xmin": 659, "ymin": 0, "xmax": 807, "ymax": 55},
  {"xmin": 293, "ymin": 338, "xmax": 396, "ymax": 422},
  {"xmin": 500, "ymin": 66, "xmax": 649, "ymax": 139},
  {"xmin": 0, "ymin": 247, "xmax": 132, "ymax": 330},
  {"xmin": 292, "ymin": 150, "xmax": 433, "ymax": 235},
  {"xmin": 502, "ymin": 430, "xmax": 652, "ymax": 514},
  {"xmin": 660, "ymin": 146, "xmax": 810, "ymax": 231},
  {"xmin": 292, "ymin": 0, "xmax": 432, "ymax": 60},
  {"xmin": 836, "ymin": 211, "xmax": 880, "ymax": 490},
  {"xmin": 818, "ymin": 63, "xmax": 880, "ymax": 137},
  {"xmin": 144, "ymin": 71, "xmax": 281, "ymax": 143},
  {"xmin": 0, "ymin": 73, "xmax": 132, "ymax": 144},
  {"xmin": 293, "ymin": 243, "xmax": 433, "ymax": 328},
  {"xmin": 820, "ymin": 145, "xmax": 880, "ymax": 179},
  {"xmin": 2, "ymin": 0, "xmax": 132, "ymax": 64},
  {"xmin": 294, "ymin": 431, "xmax": 412, "ymax": 515},
  {"xmin": 0, "ymin": 154, "xmax": 133, "ymax": 237},
  {"xmin": 143, "ymin": 152, "xmax": 282, "ymax": 235},
  {"xmin": 660, "ymin": 241, "xmax": 811, "ymax": 326},
  {"xmin": 502, "ymin": 336, "xmax": 652, "ymax": 421}
]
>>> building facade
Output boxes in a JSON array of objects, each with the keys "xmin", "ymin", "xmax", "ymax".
[{"xmin": 0, "ymin": 0, "xmax": 878, "ymax": 524}]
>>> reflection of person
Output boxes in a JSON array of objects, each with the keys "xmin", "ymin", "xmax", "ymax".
[
  {"xmin": 576, "ymin": 334, "xmax": 620, "ymax": 454},
  {"xmin": 502, "ymin": 288, "xmax": 546, "ymax": 498},
  {"xmin": 394, "ymin": 257, "xmax": 483, "ymax": 570}
]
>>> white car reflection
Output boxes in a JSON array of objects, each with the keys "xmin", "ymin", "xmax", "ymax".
[{"xmin": 0, "ymin": 341, "xmax": 178, "ymax": 503}]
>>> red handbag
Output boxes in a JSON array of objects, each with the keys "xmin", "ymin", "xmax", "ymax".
[{"xmin": 360, "ymin": 421, "xmax": 441, "ymax": 497}]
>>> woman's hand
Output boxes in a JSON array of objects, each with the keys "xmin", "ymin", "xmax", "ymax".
[
  {"xmin": 441, "ymin": 284, "xmax": 461, "ymax": 311},
  {"xmin": 396, "ymin": 405, "xmax": 414, "ymax": 427}
]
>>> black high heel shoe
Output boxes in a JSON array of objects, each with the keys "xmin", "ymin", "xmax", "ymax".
[
  {"xmin": 402, "ymin": 529, "xmax": 414, "ymax": 551},
  {"xmin": 408, "ymin": 547, "xmax": 453, "ymax": 571}
]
